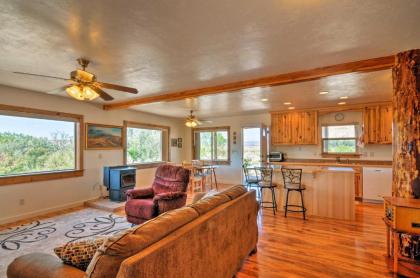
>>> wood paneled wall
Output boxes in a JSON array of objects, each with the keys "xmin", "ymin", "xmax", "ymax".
[{"xmin": 392, "ymin": 49, "xmax": 420, "ymax": 198}]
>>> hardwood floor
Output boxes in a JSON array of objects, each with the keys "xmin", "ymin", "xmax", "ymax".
[
  {"xmin": 238, "ymin": 202, "xmax": 391, "ymax": 278},
  {"xmin": 1, "ymin": 193, "xmax": 392, "ymax": 277}
]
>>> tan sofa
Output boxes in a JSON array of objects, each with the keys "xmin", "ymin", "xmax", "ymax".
[{"xmin": 7, "ymin": 185, "xmax": 258, "ymax": 278}]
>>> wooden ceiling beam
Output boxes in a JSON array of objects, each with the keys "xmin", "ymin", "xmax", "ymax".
[{"xmin": 103, "ymin": 55, "xmax": 395, "ymax": 110}]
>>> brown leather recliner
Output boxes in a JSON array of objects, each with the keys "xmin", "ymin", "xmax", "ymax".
[{"xmin": 125, "ymin": 165, "xmax": 190, "ymax": 225}]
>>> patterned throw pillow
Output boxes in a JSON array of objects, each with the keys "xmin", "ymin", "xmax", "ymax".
[{"xmin": 54, "ymin": 237, "xmax": 105, "ymax": 271}]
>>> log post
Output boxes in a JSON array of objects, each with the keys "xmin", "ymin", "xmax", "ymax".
[{"xmin": 392, "ymin": 49, "xmax": 420, "ymax": 198}]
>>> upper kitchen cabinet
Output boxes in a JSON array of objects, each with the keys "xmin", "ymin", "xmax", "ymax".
[
  {"xmin": 271, "ymin": 111, "xmax": 318, "ymax": 145},
  {"xmin": 364, "ymin": 104, "xmax": 392, "ymax": 144}
]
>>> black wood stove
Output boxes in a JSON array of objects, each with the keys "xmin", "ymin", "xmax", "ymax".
[{"xmin": 103, "ymin": 166, "xmax": 136, "ymax": 202}]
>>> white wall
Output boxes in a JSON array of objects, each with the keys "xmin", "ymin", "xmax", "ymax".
[
  {"xmin": 0, "ymin": 85, "xmax": 188, "ymax": 224},
  {"xmin": 196, "ymin": 111, "xmax": 392, "ymax": 185}
]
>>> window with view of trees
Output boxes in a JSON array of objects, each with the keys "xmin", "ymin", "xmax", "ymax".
[
  {"xmin": 0, "ymin": 114, "xmax": 77, "ymax": 177},
  {"xmin": 321, "ymin": 124, "xmax": 358, "ymax": 154},
  {"xmin": 193, "ymin": 127, "xmax": 230, "ymax": 163},
  {"xmin": 125, "ymin": 122, "xmax": 169, "ymax": 165}
]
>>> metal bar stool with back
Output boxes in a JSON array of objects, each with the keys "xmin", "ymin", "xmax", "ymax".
[
  {"xmin": 255, "ymin": 166, "xmax": 278, "ymax": 215},
  {"xmin": 281, "ymin": 168, "xmax": 307, "ymax": 220},
  {"xmin": 242, "ymin": 165, "xmax": 261, "ymax": 199}
]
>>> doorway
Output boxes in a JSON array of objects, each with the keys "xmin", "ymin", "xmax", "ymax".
[{"xmin": 242, "ymin": 125, "xmax": 268, "ymax": 167}]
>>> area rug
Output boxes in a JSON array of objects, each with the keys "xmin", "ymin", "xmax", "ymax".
[{"xmin": 0, "ymin": 208, "xmax": 131, "ymax": 277}]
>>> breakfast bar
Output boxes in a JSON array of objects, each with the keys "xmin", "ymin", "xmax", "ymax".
[{"xmin": 262, "ymin": 165, "xmax": 355, "ymax": 220}]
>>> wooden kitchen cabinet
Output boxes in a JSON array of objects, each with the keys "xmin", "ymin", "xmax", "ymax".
[
  {"xmin": 364, "ymin": 104, "xmax": 392, "ymax": 144},
  {"xmin": 271, "ymin": 111, "xmax": 318, "ymax": 145}
]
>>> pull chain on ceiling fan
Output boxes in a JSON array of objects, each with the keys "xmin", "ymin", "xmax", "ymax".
[{"xmin": 13, "ymin": 58, "xmax": 138, "ymax": 101}]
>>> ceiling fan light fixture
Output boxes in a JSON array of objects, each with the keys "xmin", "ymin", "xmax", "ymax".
[
  {"xmin": 185, "ymin": 119, "xmax": 197, "ymax": 128},
  {"xmin": 66, "ymin": 84, "xmax": 99, "ymax": 101},
  {"xmin": 66, "ymin": 85, "xmax": 84, "ymax": 100},
  {"xmin": 83, "ymin": 86, "xmax": 99, "ymax": 100}
]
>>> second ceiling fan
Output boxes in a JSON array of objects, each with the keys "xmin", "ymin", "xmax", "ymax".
[{"xmin": 14, "ymin": 58, "xmax": 138, "ymax": 101}]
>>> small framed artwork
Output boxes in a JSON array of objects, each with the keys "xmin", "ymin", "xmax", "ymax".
[
  {"xmin": 85, "ymin": 123, "xmax": 123, "ymax": 150},
  {"xmin": 171, "ymin": 138, "xmax": 178, "ymax": 147},
  {"xmin": 177, "ymin": 138, "xmax": 182, "ymax": 143},
  {"xmin": 178, "ymin": 142, "xmax": 182, "ymax": 148}
]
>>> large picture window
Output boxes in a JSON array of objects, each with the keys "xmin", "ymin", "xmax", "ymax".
[
  {"xmin": 321, "ymin": 124, "xmax": 358, "ymax": 154},
  {"xmin": 193, "ymin": 127, "xmax": 230, "ymax": 163},
  {"xmin": 0, "ymin": 104, "xmax": 83, "ymax": 185},
  {"xmin": 124, "ymin": 121, "xmax": 169, "ymax": 167}
]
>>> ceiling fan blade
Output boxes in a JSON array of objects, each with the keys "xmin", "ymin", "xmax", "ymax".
[
  {"xmin": 90, "ymin": 85, "xmax": 114, "ymax": 101},
  {"xmin": 95, "ymin": 82, "xmax": 138, "ymax": 94},
  {"xmin": 13, "ymin": 72, "xmax": 69, "ymax": 81},
  {"xmin": 47, "ymin": 85, "xmax": 71, "ymax": 94}
]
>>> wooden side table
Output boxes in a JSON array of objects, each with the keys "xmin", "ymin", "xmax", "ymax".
[{"xmin": 383, "ymin": 197, "xmax": 420, "ymax": 276}]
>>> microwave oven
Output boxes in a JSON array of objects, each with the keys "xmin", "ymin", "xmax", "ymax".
[{"xmin": 268, "ymin": 152, "xmax": 284, "ymax": 162}]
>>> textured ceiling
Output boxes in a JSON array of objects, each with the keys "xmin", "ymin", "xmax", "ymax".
[
  {"xmin": 135, "ymin": 70, "xmax": 393, "ymax": 118},
  {"xmin": 0, "ymin": 0, "xmax": 418, "ymax": 117}
]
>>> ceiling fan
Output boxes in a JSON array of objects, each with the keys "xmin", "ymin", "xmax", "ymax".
[
  {"xmin": 185, "ymin": 110, "xmax": 201, "ymax": 127},
  {"xmin": 13, "ymin": 58, "xmax": 138, "ymax": 101},
  {"xmin": 185, "ymin": 110, "xmax": 212, "ymax": 127}
]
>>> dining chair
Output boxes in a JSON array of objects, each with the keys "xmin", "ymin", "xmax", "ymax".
[{"xmin": 182, "ymin": 161, "xmax": 205, "ymax": 193}]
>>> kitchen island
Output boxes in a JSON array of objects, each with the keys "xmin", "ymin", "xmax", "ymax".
[{"xmin": 262, "ymin": 166, "xmax": 355, "ymax": 220}]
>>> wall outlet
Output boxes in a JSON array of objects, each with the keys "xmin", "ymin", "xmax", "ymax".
[
  {"xmin": 19, "ymin": 199, "xmax": 25, "ymax": 206},
  {"xmin": 98, "ymin": 153, "xmax": 103, "ymax": 159}
]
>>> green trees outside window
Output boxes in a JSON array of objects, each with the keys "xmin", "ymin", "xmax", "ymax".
[
  {"xmin": 321, "ymin": 124, "xmax": 358, "ymax": 154},
  {"xmin": 194, "ymin": 128, "xmax": 229, "ymax": 162},
  {"xmin": 0, "ymin": 115, "xmax": 76, "ymax": 176},
  {"xmin": 126, "ymin": 127, "xmax": 163, "ymax": 164}
]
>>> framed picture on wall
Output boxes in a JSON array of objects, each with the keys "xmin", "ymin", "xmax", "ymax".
[
  {"xmin": 85, "ymin": 123, "xmax": 123, "ymax": 150},
  {"xmin": 171, "ymin": 138, "xmax": 178, "ymax": 147}
]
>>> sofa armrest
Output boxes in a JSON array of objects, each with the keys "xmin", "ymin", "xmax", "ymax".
[
  {"xmin": 7, "ymin": 252, "xmax": 85, "ymax": 278},
  {"xmin": 153, "ymin": 192, "xmax": 187, "ymax": 213},
  {"xmin": 126, "ymin": 187, "xmax": 154, "ymax": 200}
]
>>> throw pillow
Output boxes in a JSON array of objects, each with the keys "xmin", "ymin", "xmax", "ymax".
[{"xmin": 54, "ymin": 237, "xmax": 105, "ymax": 271}]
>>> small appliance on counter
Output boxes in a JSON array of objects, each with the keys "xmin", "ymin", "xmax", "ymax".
[
  {"xmin": 268, "ymin": 152, "xmax": 284, "ymax": 162},
  {"xmin": 103, "ymin": 166, "xmax": 136, "ymax": 202}
]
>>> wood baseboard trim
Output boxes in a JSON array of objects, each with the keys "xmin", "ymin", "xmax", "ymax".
[{"xmin": 0, "ymin": 196, "xmax": 100, "ymax": 225}]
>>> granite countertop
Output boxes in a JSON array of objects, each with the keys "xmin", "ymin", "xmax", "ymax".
[
  {"xmin": 272, "ymin": 158, "xmax": 392, "ymax": 168},
  {"xmin": 273, "ymin": 166, "xmax": 354, "ymax": 174}
]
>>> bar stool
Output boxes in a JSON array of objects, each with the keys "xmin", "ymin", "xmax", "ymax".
[
  {"xmin": 281, "ymin": 168, "xmax": 306, "ymax": 220},
  {"xmin": 256, "ymin": 167, "xmax": 278, "ymax": 215},
  {"xmin": 243, "ymin": 165, "xmax": 262, "ymax": 200}
]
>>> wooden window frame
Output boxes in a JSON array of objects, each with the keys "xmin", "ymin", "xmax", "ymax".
[
  {"xmin": 123, "ymin": 121, "xmax": 170, "ymax": 169},
  {"xmin": 321, "ymin": 123, "xmax": 361, "ymax": 157},
  {"xmin": 0, "ymin": 104, "xmax": 84, "ymax": 186},
  {"xmin": 192, "ymin": 126, "xmax": 231, "ymax": 165}
]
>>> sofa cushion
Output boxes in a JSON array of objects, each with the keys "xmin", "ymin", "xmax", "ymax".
[
  {"xmin": 125, "ymin": 198, "xmax": 156, "ymax": 219},
  {"xmin": 217, "ymin": 185, "xmax": 247, "ymax": 200},
  {"xmin": 54, "ymin": 237, "xmax": 105, "ymax": 270},
  {"xmin": 86, "ymin": 206, "xmax": 199, "ymax": 278},
  {"xmin": 188, "ymin": 194, "xmax": 231, "ymax": 215}
]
